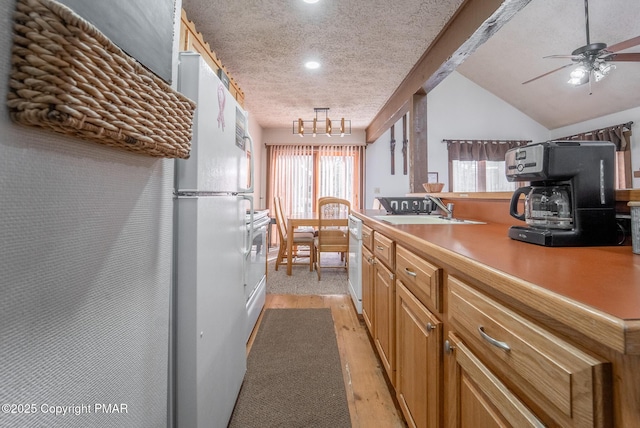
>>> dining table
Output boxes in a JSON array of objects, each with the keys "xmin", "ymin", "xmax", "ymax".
[{"xmin": 286, "ymin": 213, "xmax": 348, "ymax": 276}]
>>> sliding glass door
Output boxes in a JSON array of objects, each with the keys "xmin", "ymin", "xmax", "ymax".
[{"xmin": 268, "ymin": 144, "xmax": 363, "ymax": 217}]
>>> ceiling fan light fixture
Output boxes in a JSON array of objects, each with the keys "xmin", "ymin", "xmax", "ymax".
[
  {"xmin": 593, "ymin": 72, "xmax": 603, "ymax": 82},
  {"xmin": 594, "ymin": 62, "xmax": 615, "ymax": 82},
  {"xmin": 525, "ymin": 0, "xmax": 640, "ymax": 89},
  {"xmin": 568, "ymin": 65, "xmax": 589, "ymax": 85}
]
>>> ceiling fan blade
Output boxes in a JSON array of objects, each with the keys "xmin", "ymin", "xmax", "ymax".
[
  {"xmin": 522, "ymin": 63, "xmax": 575, "ymax": 85},
  {"xmin": 602, "ymin": 52, "xmax": 640, "ymax": 62},
  {"xmin": 543, "ymin": 54, "xmax": 580, "ymax": 59},
  {"xmin": 606, "ymin": 36, "xmax": 640, "ymax": 53}
]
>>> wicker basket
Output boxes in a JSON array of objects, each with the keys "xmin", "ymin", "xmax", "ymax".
[
  {"xmin": 7, "ymin": 0, "xmax": 196, "ymax": 159},
  {"xmin": 423, "ymin": 183, "xmax": 445, "ymax": 193}
]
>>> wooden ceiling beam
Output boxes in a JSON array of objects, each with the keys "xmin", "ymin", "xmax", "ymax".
[{"xmin": 365, "ymin": 0, "xmax": 531, "ymax": 144}]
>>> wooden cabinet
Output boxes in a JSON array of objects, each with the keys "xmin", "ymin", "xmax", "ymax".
[
  {"xmin": 396, "ymin": 282, "xmax": 442, "ymax": 428},
  {"xmin": 354, "ymin": 212, "xmax": 621, "ymax": 428},
  {"xmin": 361, "ymin": 229, "xmax": 396, "ymax": 385},
  {"xmin": 448, "ymin": 276, "xmax": 611, "ymax": 427},
  {"xmin": 395, "ymin": 244, "xmax": 444, "ymax": 428},
  {"xmin": 374, "ymin": 256, "xmax": 395, "ymax": 383},
  {"xmin": 362, "ymin": 245, "xmax": 375, "ymax": 334},
  {"xmin": 445, "ymin": 333, "xmax": 545, "ymax": 428}
]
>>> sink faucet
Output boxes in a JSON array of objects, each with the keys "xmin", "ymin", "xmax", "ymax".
[{"xmin": 425, "ymin": 195, "xmax": 454, "ymax": 219}]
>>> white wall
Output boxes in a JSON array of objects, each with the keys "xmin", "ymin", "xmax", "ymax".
[
  {"xmin": 426, "ymin": 71, "xmax": 550, "ymax": 191},
  {"xmin": 363, "ymin": 71, "xmax": 640, "ymax": 199},
  {"xmin": 365, "ymin": 116, "xmax": 411, "ymax": 209},
  {"xmin": 364, "ymin": 71, "xmax": 549, "ymax": 204},
  {"xmin": 550, "ymin": 107, "xmax": 640, "ymax": 188},
  {"xmin": 0, "ymin": 1, "xmax": 175, "ymax": 426}
]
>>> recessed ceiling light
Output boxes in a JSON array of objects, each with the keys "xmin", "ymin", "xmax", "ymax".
[
  {"xmin": 303, "ymin": 0, "xmax": 320, "ymax": 3},
  {"xmin": 305, "ymin": 61, "xmax": 320, "ymax": 70}
]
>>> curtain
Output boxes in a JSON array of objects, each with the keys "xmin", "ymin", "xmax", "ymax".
[
  {"xmin": 557, "ymin": 122, "xmax": 632, "ymax": 151},
  {"xmin": 268, "ymin": 144, "xmax": 363, "ymax": 217},
  {"xmin": 558, "ymin": 122, "xmax": 633, "ymax": 188},
  {"xmin": 316, "ymin": 145, "xmax": 361, "ymax": 203},
  {"xmin": 445, "ymin": 140, "xmax": 531, "ymax": 161}
]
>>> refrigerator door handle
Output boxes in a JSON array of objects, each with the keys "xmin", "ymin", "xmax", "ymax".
[
  {"xmin": 240, "ymin": 132, "xmax": 254, "ymax": 193},
  {"xmin": 241, "ymin": 195, "xmax": 254, "ymax": 257}
]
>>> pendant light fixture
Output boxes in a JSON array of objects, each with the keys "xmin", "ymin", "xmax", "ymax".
[{"xmin": 294, "ymin": 108, "xmax": 351, "ymax": 137}]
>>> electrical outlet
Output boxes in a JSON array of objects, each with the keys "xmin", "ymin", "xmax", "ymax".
[{"xmin": 374, "ymin": 187, "xmax": 381, "ymax": 194}]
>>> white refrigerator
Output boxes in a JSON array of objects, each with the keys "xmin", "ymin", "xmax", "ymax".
[{"xmin": 174, "ymin": 52, "xmax": 253, "ymax": 428}]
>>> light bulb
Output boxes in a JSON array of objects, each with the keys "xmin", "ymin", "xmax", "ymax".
[
  {"xmin": 568, "ymin": 65, "xmax": 589, "ymax": 85},
  {"xmin": 570, "ymin": 66, "xmax": 587, "ymax": 79}
]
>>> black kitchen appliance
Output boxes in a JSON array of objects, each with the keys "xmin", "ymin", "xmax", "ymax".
[{"xmin": 505, "ymin": 140, "xmax": 617, "ymax": 246}]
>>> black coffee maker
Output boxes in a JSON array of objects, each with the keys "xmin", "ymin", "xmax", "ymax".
[{"xmin": 505, "ymin": 140, "xmax": 617, "ymax": 246}]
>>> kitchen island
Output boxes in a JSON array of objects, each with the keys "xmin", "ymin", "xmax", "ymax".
[{"xmin": 353, "ymin": 207, "xmax": 640, "ymax": 428}]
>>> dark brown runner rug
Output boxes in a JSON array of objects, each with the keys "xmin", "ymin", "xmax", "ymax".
[{"xmin": 228, "ymin": 308, "xmax": 351, "ymax": 428}]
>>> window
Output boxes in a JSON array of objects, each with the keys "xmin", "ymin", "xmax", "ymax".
[
  {"xmin": 451, "ymin": 160, "xmax": 517, "ymax": 192},
  {"xmin": 446, "ymin": 140, "xmax": 530, "ymax": 192},
  {"xmin": 559, "ymin": 122, "xmax": 633, "ymax": 189},
  {"xmin": 268, "ymin": 144, "xmax": 363, "ymax": 217}
]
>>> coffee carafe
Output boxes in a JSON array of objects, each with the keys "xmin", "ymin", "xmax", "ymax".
[
  {"xmin": 510, "ymin": 185, "xmax": 572, "ymax": 230},
  {"xmin": 504, "ymin": 140, "xmax": 617, "ymax": 247}
]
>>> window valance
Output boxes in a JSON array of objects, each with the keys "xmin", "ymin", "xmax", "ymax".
[
  {"xmin": 444, "ymin": 140, "xmax": 531, "ymax": 162},
  {"xmin": 557, "ymin": 121, "xmax": 633, "ymax": 151}
]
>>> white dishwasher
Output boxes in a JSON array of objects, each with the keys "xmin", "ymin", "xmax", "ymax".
[{"xmin": 348, "ymin": 215, "xmax": 363, "ymax": 314}]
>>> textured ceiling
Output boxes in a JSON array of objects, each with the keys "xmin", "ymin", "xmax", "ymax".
[
  {"xmin": 181, "ymin": 0, "xmax": 640, "ymax": 133},
  {"xmin": 181, "ymin": 0, "xmax": 465, "ymax": 130}
]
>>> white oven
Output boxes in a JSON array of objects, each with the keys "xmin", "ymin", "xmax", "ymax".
[
  {"xmin": 245, "ymin": 209, "xmax": 270, "ymax": 342},
  {"xmin": 348, "ymin": 215, "xmax": 363, "ymax": 314}
]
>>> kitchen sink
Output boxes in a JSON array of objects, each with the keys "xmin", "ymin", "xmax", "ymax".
[{"xmin": 374, "ymin": 215, "xmax": 485, "ymax": 225}]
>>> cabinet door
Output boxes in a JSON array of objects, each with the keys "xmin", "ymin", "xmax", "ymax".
[
  {"xmin": 362, "ymin": 246, "xmax": 375, "ymax": 334},
  {"xmin": 445, "ymin": 333, "xmax": 545, "ymax": 428},
  {"xmin": 396, "ymin": 282, "xmax": 442, "ymax": 428},
  {"xmin": 374, "ymin": 258, "xmax": 395, "ymax": 383}
]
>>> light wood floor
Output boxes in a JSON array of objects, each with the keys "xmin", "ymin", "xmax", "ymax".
[{"xmin": 247, "ymin": 294, "xmax": 407, "ymax": 428}]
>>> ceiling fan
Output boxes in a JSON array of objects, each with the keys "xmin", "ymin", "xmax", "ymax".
[{"xmin": 522, "ymin": 0, "xmax": 640, "ymax": 89}]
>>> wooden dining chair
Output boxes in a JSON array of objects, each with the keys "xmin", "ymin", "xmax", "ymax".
[
  {"xmin": 273, "ymin": 196, "xmax": 315, "ymax": 271},
  {"xmin": 314, "ymin": 197, "xmax": 350, "ymax": 280}
]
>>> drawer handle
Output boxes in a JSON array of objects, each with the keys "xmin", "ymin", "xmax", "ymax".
[
  {"xmin": 444, "ymin": 340, "xmax": 455, "ymax": 354},
  {"xmin": 404, "ymin": 268, "xmax": 417, "ymax": 277},
  {"xmin": 363, "ymin": 233, "xmax": 370, "ymax": 238},
  {"xmin": 376, "ymin": 245, "xmax": 385, "ymax": 251},
  {"xmin": 426, "ymin": 322, "xmax": 435, "ymax": 332},
  {"xmin": 478, "ymin": 326, "xmax": 511, "ymax": 352}
]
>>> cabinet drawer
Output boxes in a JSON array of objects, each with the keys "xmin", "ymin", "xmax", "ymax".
[
  {"xmin": 362, "ymin": 224, "xmax": 373, "ymax": 251},
  {"xmin": 396, "ymin": 245, "xmax": 442, "ymax": 313},
  {"xmin": 448, "ymin": 276, "xmax": 610, "ymax": 428},
  {"xmin": 447, "ymin": 333, "xmax": 544, "ymax": 428},
  {"xmin": 373, "ymin": 232, "xmax": 394, "ymax": 270}
]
